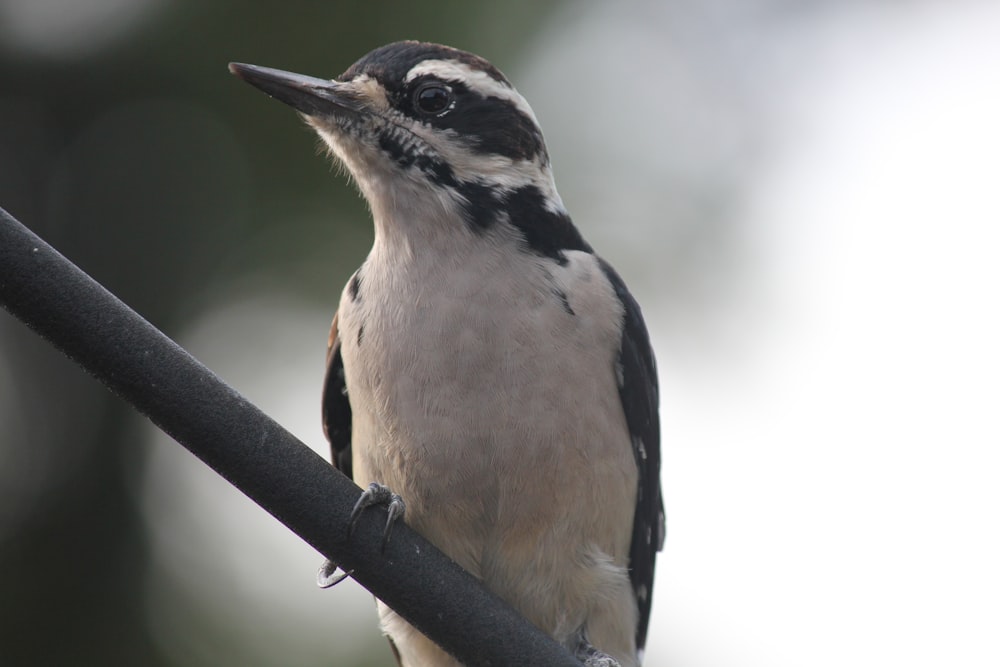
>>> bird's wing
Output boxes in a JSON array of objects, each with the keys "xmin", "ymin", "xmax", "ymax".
[
  {"xmin": 323, "ymin": 315, "xmax": 406, "ymax": 663},
  {"xmin": 322, "ymin": 311, "xmax": 353, "ymax": 479},
  {"xmin": 599, "ymin": 259, "xmax": 665, "ymax": 654}
]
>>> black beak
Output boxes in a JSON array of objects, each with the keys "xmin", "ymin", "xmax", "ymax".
[{"xmin": 228, "ymin": 63, "xmax": 365, "ymax": 117}]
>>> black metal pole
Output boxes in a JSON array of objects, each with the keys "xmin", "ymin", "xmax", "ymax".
[{"xmin": 0, "ymin": 206, "xmax": 580, "ymax": 667}]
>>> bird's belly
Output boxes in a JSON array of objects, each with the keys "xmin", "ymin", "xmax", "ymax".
[
  {"xmin": 341, "ymin": 294, "xmax": 638, "ymax": 646},
  {"xmin": 336, "ymin": 247, "xmax": 640, "ymax": 660}
]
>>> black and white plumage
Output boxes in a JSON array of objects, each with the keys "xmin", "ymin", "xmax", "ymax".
[{"xmin": 230, "ymin": 41, "xmax": 664, "ymax": 667}]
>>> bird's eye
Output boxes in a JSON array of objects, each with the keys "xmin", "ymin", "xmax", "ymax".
[{"xmin": 414, "ymin": 83, "xmax": 453, "ymax": 116}]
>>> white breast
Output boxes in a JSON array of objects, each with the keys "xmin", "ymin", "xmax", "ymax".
[{"xmin": 337, "ymin": 228, "xmax": 640, "ymax": 665}]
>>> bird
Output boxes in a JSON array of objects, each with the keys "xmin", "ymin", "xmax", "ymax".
[{"xmin": 229, "ymin": 41, "xmax": 664, "ymax": 667}]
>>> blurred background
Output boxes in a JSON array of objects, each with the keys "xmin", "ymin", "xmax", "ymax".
[{"xmin": 2, "ymin": 0, "xmax": 998, "ymax": 665}]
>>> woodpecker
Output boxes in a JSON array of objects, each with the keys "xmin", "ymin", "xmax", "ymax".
[{"xmin": 230, "ymin": 41, "xmax": 664, "ymax": 667}]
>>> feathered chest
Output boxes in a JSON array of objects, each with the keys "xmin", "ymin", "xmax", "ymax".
[{"xmin": 334, "ymin": 241, "xmax": 626, "ymax": 444}]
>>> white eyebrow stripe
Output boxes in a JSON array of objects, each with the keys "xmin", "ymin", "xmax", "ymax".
[{"xmin": 403, "ymin": 59, "xmax": 541, "ymax": 126}]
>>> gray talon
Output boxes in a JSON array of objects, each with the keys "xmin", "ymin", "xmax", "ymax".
[
  {"xmin": 318, "ymin": 483, "xmax": 404, "ymax": 589},
  {"xmin": 316, "ymin": 558, "xmax": 353, "ymax": 588},
  {"xmin": 350, "ymin": 482, "xmax": 406, "ymax": 552},
  {"xmin": 574, "ymin": 634, "xmax": 621, "ymax": 667}
]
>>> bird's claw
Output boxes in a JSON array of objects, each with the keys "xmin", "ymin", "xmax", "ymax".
[
  {"xmin": 350, "ymin": 482, "xmax": 406, "ymax": 552},
  {"xmin": 317, "ymin": 482, "xmax": 405, "ymax": 590},
  {"xmin": 575, "ymin": 635, "xmax": 621, "ymax": 667},
  {"xmin": 316, "ymin": 559, "xmax": 353, "ymax": 589}
]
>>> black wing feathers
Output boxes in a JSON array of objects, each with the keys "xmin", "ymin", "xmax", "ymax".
[
  {"xmin": 322, "ymin": 313, "xmax": 354, "ymax": 479},
  {"xmin": 598, "ymin": 258, "xmax": 664, "ymax": 654}
]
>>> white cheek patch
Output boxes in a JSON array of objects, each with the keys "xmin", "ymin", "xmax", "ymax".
[{"xmin": 403, "ymin": 59, "xmax": 541, "ymax": 127}]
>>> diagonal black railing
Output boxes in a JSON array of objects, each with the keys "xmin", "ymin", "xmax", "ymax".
[{"xmin": 0, "ymin": 206, "xmax": 581, "ymax": 667}]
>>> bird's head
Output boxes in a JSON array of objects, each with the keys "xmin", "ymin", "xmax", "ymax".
[{"xmin": 230, "ymin": 41, "xmax": 577, "ymax": 250}]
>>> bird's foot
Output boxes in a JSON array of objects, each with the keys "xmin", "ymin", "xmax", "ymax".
[
  {"xmin": 316, "ymin": 483, "xmax": 405, "ymax": 589},
  {"xmin": 316, "ymin": 483, "xmax": 404, "ymax": 589},
  {"xmin": 575, "ymin": 638, "xmax": 621, "ymax": 667},
  {"xmin": 349, "ymin": 481, "xmax": 406, "ymax": 550}
]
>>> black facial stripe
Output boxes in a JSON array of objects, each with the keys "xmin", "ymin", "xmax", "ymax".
[
  {"xmin": 502, "ymin": 186, "xmax": 592, "ymax": 263},
  {"xmin": 455, "ymin": 183, "xmax": 592, "ymax": 262},
  {"xmin": 378, "ymin": 130, "xmax": 508, "ymax": 231},
  {"xmin": 454, "ymin": 180, "xmax": 505, "ymax": 231},
  {"xmin": 378, "ymin": 132, "xmax": 455, "ymax": 188},
  {"xmin": 440, "ymin": 87, "xmax": 543, "ymax": 161},
  {"xmin": 341, "ymin": 43, "xmax": 545, "ymax": 162},
  {"xmin": 391, "ymin": 78, "xmax": 543, "ymax": 161},
  {"xmin": 375, "ymin": 130, "xmax": 586, "ymax": 262}
]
